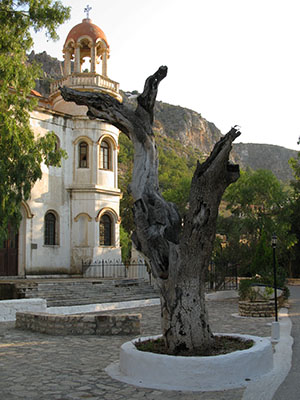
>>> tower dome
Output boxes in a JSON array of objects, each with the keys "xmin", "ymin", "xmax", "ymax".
[{"xmin": 64, "ymin": 18, "xmax": 109, "ymax": 49}]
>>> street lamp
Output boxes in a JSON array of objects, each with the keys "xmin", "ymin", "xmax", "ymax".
[
  {"xmin": 271, "ymin": 233, "xmax": 279, "ymax": 341},
  {"xmin": 271, "ymin": 234, "xmax": 278, "ymax": 322}
]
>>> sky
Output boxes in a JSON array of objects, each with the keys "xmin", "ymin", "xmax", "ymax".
[{"xmin": 32, "ymin": 0, "xmax": 300, "ymax": 150}]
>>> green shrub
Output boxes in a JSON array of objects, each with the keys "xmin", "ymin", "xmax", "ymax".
[
  {"xmin": 238, "ymin": 276, "xmax": 290, "ymax": 301},
  {"xmin": 120, "ymin": 226, "xmax": 132, "ymax": 265},
  {"xmin": 238, "ymin": 279, "xmax": 257, "ymax": 301}
]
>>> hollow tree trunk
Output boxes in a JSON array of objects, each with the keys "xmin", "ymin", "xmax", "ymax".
[{"xmin": 60, "ymin": 66, "xmax": 240, "ymax": 354}]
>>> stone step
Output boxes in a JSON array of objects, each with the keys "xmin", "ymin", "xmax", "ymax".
[
  {"xmin": 45, "ymin": 292, "xmax": 158, "ymax": 304},
  {"xmin": 16, "ymin": 278, "xmax": 159, "ymax": 307},
  {"xmin": 35, "ymin": 278, "xmax": 144, "ymax": 286},
  {"xmin": 46, "ymin": 295, "xmax": 158, "ymax": 307},
  {"xmin": 29, "ymin": 284, "xmax": 154, "ymax": 295},
  {"xmin": 26, "ymin": 291, "xmax": 157, "ymax": 301}
]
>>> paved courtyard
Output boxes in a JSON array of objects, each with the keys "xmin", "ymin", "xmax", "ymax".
[{"xmin": 0, "ymin": 298, "xmax": 273, "ymax": 400}]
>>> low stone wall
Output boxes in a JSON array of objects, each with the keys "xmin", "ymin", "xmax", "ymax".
[
  {"xmin": 15, "ymin": 312, "xmax": 141, "ymax": 336},
  {"xmin": 239, "ymin": 300, "xmax": 276, "ymax": 317}
]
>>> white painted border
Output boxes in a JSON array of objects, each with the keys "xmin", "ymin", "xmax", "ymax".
[
  {"xmin": 242, "ymin": 308, "xmax": 293, "ymax": 400},
  {"xmin": 0, "ymin": 299, "xmax": 47, "ymax": 321},
  {"xmin": 106, "ymin": 333, "xmax": 273, "ymax": 391},
  {"xmin": 0, "ymin": 290, "xmax": 238, "ymax": 321},
  {"xmin": 47, "ymin": 298, "xmax": 160, "ymax": 315}
]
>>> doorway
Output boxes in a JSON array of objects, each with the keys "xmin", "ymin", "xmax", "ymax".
[{"xmin": 0, "ymin": 225, "xmax": 18, "ymax": 276}]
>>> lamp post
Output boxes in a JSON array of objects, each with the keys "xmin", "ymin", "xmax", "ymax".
[
  {"xmin": 272, "ymin": 234, "xmax": 278, "ymax": 322},
  {"xmin": 271, "ymin": 233, "xmax": 279, "ymax": 341}
]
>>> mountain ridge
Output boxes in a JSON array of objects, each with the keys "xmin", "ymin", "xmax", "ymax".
[{"xmin": 29, "ymin": 51, "xmax": 298, "ymax": 182}]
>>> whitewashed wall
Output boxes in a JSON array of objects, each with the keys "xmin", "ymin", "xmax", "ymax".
[{"xmin": 23, "ymin": 107, "xmax": 122, "ymax": 276}]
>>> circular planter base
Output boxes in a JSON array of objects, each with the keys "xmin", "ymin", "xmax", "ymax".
[
  {"xmin": 239, "ymin": 300, "xmax": 276, "ymax": 317},
  {"xmin": 105, "ymin": 333, "xmax": 273, "ymax": 391}
]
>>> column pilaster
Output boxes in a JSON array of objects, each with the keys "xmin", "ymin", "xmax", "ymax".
[{"xmin": 74, "ymin": 44, "xmax": 81, "ymax": 73}]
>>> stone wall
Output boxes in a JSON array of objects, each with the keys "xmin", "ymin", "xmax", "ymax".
[
  {"xmin": 239, "ymin": 301, "xmax": 276, "ymax": 317},
  {"xmin": 16, "ymin": 312, "xmax": 141, "ymax": 335}
]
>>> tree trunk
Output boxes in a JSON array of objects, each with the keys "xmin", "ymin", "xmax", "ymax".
[{"xmin": 60, "ymin": 66, "xmax": 240, "ymax": 354}]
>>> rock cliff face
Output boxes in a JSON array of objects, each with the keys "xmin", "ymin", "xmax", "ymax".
[
  {"xmin": 30, "ymin": 51, "xmax": 297, "ymax": 182},
  {"xmin": 153, "ymin": 102, "xmax": 221, "ymax": 156},
  {"xmin": 232, "ymin": 143, "xmax": 297, "ymax": 182},
  {"xmin": 151, "ymin": 98, "xmax": 297, "ymax": 181},
  {"xmin": 28, "ymin": 51, "xmax": 63, "ymax": 96},
  {"xmin": 28, "ymin": 50, "xmax": 63, "ymax": 79},
  {"xmin": 155, "ymin": 104, "xmax": 298, "ymax": 181}
]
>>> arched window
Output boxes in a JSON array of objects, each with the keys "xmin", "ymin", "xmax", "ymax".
[
  {"xmin": 99, "ymin": 214, "xmax": 112, "ymax": 246},
  {"xmin": 100, "ymin": 140, "xmax": 110, "ymax": 170},
  {"xmin": 79, "ymin": 141, "xmax": 88, "ymax": 168},
  {"xmin": 44, "ymin": 212, "xmax": 57, "ymax": 245}
]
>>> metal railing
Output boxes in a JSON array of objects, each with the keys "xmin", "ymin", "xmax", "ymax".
[
  {"xmin": 82, "ymin": 259, "xmax": 238, "ymax": 291},
  {"xmin": 50, "ymin": 73, "xmax": 120, "ymax": 95},
  {"xmin": 205, "ymin": 263, "xmax": 238, "ymax": 291},
  {"xmin": 82, "ymin": 258, "xmax": 151, "ymax": 281}
]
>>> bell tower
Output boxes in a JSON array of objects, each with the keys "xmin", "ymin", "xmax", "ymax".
[
  {"xmin": 50, "ymin": 9, "xmax": 122, "ymax": 114},
  {"xmin": 48, "ymin": 9, "xmax": 123, "ymax": 272}
]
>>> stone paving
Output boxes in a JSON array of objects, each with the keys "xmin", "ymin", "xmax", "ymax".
[{"xmin": 0, "ymin": 298, "xmax": 273, "ymax": 400}]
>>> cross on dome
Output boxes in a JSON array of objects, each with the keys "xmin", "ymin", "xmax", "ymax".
[{"xmin": 84, "ymin": 5, "xmax": 92, "ymax": 19}]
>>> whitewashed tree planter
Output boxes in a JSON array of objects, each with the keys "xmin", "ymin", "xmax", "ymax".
[{"xmin": 106, "ymin": 334, "xmax": 273, "ymax": 391}]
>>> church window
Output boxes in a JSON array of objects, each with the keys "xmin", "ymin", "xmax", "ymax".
[
  {"xmin": 100, "ymin": 140, "xmax": 110, "ymax": 169},
  {"xmin": 99, "ymin": 214, "xmax": 112, "ymax": 246},
  {"xmin": 44, "ymin": 212, "xmax": 57, "ymax": 245},
  {"xmin": 79, "ymin": 141, "xmax": 88, "ymax": 168}
]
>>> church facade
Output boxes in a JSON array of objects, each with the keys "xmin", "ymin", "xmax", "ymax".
[{"xmin": 0, "ymin": 17, "xmax": 124, "ymax": 277}]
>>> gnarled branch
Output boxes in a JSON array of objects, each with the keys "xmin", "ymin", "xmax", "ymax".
[
  {"xmin": 60, "ymin": 68, "xmax": 242, "ymax": 353},
  {"xmin": 60, "ymin": 86, "xmax": 135, "ymax": 136}
]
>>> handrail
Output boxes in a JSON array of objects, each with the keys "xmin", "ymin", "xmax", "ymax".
[{"xmin": 50, "ymin": 73, "xmax": 120, "ymax": 94}]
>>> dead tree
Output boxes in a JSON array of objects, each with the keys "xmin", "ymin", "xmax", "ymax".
[{"xmin": 60, "ymin": 66, "xmax": 240, "ymax": 354}]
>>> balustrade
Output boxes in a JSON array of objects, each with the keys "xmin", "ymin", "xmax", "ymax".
[{"xmin": 50, "ymin": 74, "xmax": 120, "ymax": 96}]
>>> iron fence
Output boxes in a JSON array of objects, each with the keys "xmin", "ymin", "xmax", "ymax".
[
  {"xmin": 82, "ymin": 259, "xmax": 238, "ymax": 291},
  {"xmin": 82, "ymin": 259, "xmax": 151, "ymax": 281},
  {"xmin": 205, "ymin": 262, "xmax": 238, "ymax": 291}
]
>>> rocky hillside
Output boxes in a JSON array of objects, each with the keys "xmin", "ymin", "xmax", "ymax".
[
  {"xmin": 151, "ymin": 98, "xmax": 297, "ymax": 181},
  {"xmin": 30, "ymin": 51, "xmax": 298, "ymax": 182},
  {"xmin": 28, "ymin": 51, "xmax": 63, "ymax": 96},
  {"xmin": 232, "ymin": 143, "xmax": 297, "ymax": 182},
  {"xmin": 153, "ymin": 100, "xmax": 298, "ymax": 182},
  {"xmin": 153, "ymin": 101, "xmax": 221, "ymax": 155}
]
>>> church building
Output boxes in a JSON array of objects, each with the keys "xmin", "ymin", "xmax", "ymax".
[{"xmin": 0, "ymin": 15, "xmax": 124, "ymax": 277}]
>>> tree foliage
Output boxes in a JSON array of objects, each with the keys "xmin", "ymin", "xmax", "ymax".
[
  {"xmin": 224, "ymin": 169, "xmax": 287, "ymax": 236},
  {"xmin": 215, "ymin": 168, "xmax": 295, "ymax": 278},
  {"xmin": 0, "ymin": 0, "xmax": 70, "ymax": 240},
  {"xmin": 118, "ymin": 133, "xmax": 135, "ymax": 235},
  {"xmin": 289, "ymin": 151, "xmax": 300, "ymax": 197},
  {"xmin": 288, "ymin": 151, "xmax": 300, "ymax": 276},
  {"xmin": 157, "ymin": 138, "xmax": 195, "ymax": 215},
  {"xmin": 119, "ymin": 225, "xmax": 132, "ymax": 265}
]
